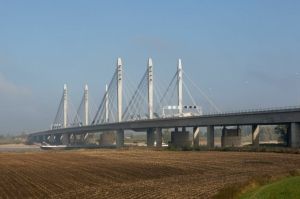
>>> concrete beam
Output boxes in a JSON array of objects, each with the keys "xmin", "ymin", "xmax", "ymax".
[
  {"xmin": 290, "ymin": 122, "xmax": 300, "ymax": 148},
  {"xmin": 207, "ymin": 126, "xmax": 214, "ymax": 148}
]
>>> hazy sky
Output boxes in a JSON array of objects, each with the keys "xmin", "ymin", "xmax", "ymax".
[{"xmin": 0, "ymin": 0, "xmax": 300, "ymax": 134}]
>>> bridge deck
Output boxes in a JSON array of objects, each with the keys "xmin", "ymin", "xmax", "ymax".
[{"xmin": 29, "ymin": 107, "xmax": 300, "ymax": 136}]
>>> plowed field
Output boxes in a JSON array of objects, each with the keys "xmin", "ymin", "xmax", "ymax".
[{"xmin": 0, "ymin": 149, "xmax": 299, "ymax": 198}]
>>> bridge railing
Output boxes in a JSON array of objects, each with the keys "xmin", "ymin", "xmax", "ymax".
[{"xmin": 199, "ymin": 105, "xmax": 300, "ymax": 117}]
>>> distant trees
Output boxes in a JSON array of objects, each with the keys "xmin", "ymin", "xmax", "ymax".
[{"xmin": 0, "ymin": 133, "xmax": 26, "ymax": 145}]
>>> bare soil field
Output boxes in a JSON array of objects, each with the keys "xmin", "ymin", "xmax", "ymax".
[{"xmin": 0, "ymin": 149, "xmax": 299, "ymax": 199}]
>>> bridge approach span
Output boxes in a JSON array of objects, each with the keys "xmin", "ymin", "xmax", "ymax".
[{"xmin": 30, "ymin": 107, "xmax": 300, "ymax": 136}]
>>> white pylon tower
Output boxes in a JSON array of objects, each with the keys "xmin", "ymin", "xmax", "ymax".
[
  {"xmin": 177, "ymin": 59, "xmax": 183, "ymax": 116},
  {"xmin": 105, "ymin": 84, "xmax": 109, "ymax": 123},
  {"xmin": 117, "ymin": 58, "xmax": 123, "ymax": 122},
  {"xmin": 148, "ymin": 58, "xmax": 154, "ymax": 119},
  {"xmin": 84, "ymin": 84, "xmax": 89, "ymax": 126},
  {"xmin": 63, "ymin": 84, "xmax": 68, "ymax": 128}
]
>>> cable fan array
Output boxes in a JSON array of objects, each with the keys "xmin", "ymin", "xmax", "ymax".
[{"xmin": 52, "ymin": 58, "xmax": 221, "ymax": 129}]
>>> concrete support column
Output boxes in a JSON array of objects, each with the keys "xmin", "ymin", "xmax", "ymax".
[
  {"xmin": 221, "ymin": 126, "xmax": 226, "ymax": 148},
  {"xmin": 55, "ymin": 134, "xmax": 62, "ymax": 145},
  {"xmin": 171, "ymin": 130, "xmax": 190, "ymax": 148},
  {"xmin": 49, "ymin": 135, "xmax": 55, "ymax": 144},
  {"xmin": 60, "ymin": 133, "xmax": 70, "ymax": 145},
  {"xmin": 252, "ymin": 125, "xmax": 260, "ymax": 147},
  {"xmin": 207, "ymin": 126, "xmax": 214, "ymax": 148},
  {"xmin": 221, "ymin": 127, "xmax": 242, "ymax": 147},
  {"xmin": 116, "ymin": 129, "xmax": 124, "ymax": 148},
  {"xmin": 36, "ymin": 136, "xmax": 41, "ymax": 143},
  {"xmin": 156, "ymin": 128, "xmax": 162, "ymax": 147},
  {"xmin": 193, "ymin": 127, "xmax": 200, "ymax": 148},
  {"xmin": 100, "ymin": 132, "xmax": 115, "ymax": 147},
  {"xmin": 146, "ymin": 128, "xmax": 155, "ymax": 147},
  {"xmin": 42, "ymin": 135, "xmax": 47, "ymax": 143},
  {"xmin": 290, "ymin": 122, "xmax": 300, "ymax": 148},
  {"xmin": 39, "ymin": 135, "xmax": 44, "ymax": 143},
  {"xmin": 69, "ymin": 134, "xmax": 75, "ymax": 145},
  {"xmin": 84, "ymin": 133, "xmax": 89, "ymax": 141},
  {"xmin": 79, "ymin": 134, "xmax": 85, "ymax": 144}
]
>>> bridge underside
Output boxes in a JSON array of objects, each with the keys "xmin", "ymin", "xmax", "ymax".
[
  {"xmin": 30, "ymin": 122, "xmax": 300, "ymax": 148},
  {"xmin": 29, "ymin": 108, "xmax": 300, "ymax": 149}
]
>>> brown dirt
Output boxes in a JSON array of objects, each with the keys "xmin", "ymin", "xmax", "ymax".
[{"xmin": 0, "ymin": 149, "xmax": 299, "ymax": 199}]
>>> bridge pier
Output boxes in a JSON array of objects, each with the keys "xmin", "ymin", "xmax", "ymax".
[
  {"xmin": 41, "ymin": 135, "xmax": 46, "ymax": 143},
  {"xmin": 252, "ymin": 125, "xmax": 260, "ymax": 147},
  {"xmin": 193, "ymin": 127, "xmax": 200, "ymax": 148},
  {"xmin": 221, "ymin": 127, "xmax": 242, "ymax": 147},
  {"xmin": 69, "ymin": 134, "xmax": 75, "ymax": 145},
  {"xmin": 54, "ymin": 134, "xmax": 61, "ymax": 145},
  {"xmin": 38, "ymin": 135, "xmax": 44, "ymax": 143},
  {"xmin": 207, "ymin": 126, "xmax": 214, "ymax": 148},
  {"xmin": 79, "ymin": 133, "xmax": 85, "ymax": 144},
  {"xmin": 170, "ymin": 128, "xmax": 190, "ymax": 148},
  {"xmin": 116, "ymin": 129, "xmax": 124, "ymax": 148},
  {"xmin": 49, "ymin": 135, "xmax": 55, "ymax": 144},
  {"xmin": 156, "ymin": 128, "xmax": 162, "ymax": 147},
  {"xmin": 60, "ymin": 133, "xmax": 70, "ymax": 145},
  {"xmin": 146, "ymin": 128, "xmax": 155, "ymax": 147},
  {"xmin": 290, "ymin": 122, "xmax": 300, "ymax": 148},
  {"xmin": 100, "ymin": 132, "xmax": 115, "ymax": 147}
]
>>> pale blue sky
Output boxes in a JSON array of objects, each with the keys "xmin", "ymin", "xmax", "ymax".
[{"xmin": 0, "ymin": 0, "xmax": 300, "ymax": 134}]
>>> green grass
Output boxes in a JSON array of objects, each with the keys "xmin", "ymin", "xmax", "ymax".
[{"xmin": 239, "ymin": 176, "xmax": 300, "ymax": 199}]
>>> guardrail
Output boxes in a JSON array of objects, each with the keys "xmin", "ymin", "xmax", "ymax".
[{"xmin": 200, "ymin": 105, "xmax": 300, "ymax": 117}]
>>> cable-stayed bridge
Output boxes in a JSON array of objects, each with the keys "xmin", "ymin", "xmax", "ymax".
[{"xmin": 28, "ymin": 58, "xmax": 300, "ymax": 148}]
